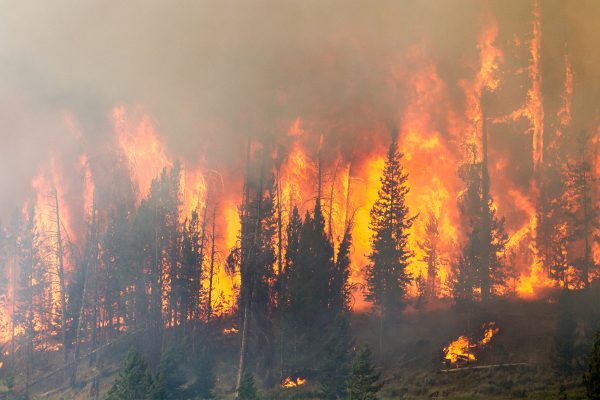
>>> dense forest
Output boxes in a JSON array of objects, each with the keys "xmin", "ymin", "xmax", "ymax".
[{"xmin": 1, "ymin": 0, "xmax": 600, "ymax": 399}]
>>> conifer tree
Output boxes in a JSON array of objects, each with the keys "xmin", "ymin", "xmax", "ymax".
[
  {"xmin": 319, "ymin": 315, "xmax": 354, "ymax": 400},
  {"xmin": 105, "ymin": 348, "xmax": 160, "ymax": 400},
  {"xmin": 237, "ymin": 372, "xmax": 259, "ymax": 400},
  {"xmin": 563, "ymin": 130, "xmax": 599, "ymax": 289},
  {"xmin": 156, "ymin": 344, "xmax": 186, "ymax": 399},
  {"xmin": 455, "ymin": 144, "xmax": 508, "ymax": 302},
  {"xmin": 366, "ymin": 129, "xmax": 415, "ymax": 322},
  {"xmin": 583, "ymin": 330, "xmax": 600, "ymax": 399},
  {"xmin": 552, "ymin": 290, "xmax": 576, "ymax": 377},
  {"xmin": 329, "ymin": 224, "xmax": 353, "ymax": 316},
  {"xmin": 348, "ymin": 345, "xmax": 383, "ymax": 400},
  {"xmin": 415, "ymin": 271, "xmax": 427, "ymax": 310},
  {"xmin": 188, "ymin": 348, "xmax": 215, "ymax": 399},
  {"xmin": 419, "ymin": 213, "xmax": 440, "ymax": 299}
]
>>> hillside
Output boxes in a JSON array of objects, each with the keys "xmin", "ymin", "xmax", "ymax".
[{"xmin": 15, "ymin": 292, "xmax": 595, "ymax": 400}]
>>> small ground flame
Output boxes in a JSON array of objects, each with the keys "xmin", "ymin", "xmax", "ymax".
[
  {"xmin": 443, "ymin": 322, "xmax": 499, "ymax": 365},
  {"xmin": 281, "ymin": 377, "xmax": 307, "ymax": 388},
  {"xmin": 222, "ymin": 327, "xmax": 239, "ymax": 335}
]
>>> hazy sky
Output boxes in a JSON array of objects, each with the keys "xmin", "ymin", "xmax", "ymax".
[{"xmin": 0, "ymin": 0, "xmax": 599, "ymax": 221}]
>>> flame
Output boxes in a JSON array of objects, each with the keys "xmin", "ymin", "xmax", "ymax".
[
  {"xmin": 223, "ymin": 327, "xmax": 239, "ymax": 335},
  {"xmin": 557, "ymin": 55, "xmax": 573, "ymax": 128},
  {"xmin": 444, "ymin": 322, "xmax": 499, "ymax": 365},
  {"xmin": 281, "ymin": 377, "xmax": 307, "ymax": 388},
  {"xmin": 113, "ymin": 106, "xmax": 172, "ymax": 202}
]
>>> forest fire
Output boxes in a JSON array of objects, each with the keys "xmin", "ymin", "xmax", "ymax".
[
  {"xmin": 0, "ymin": 0, "xmax": 599, "ymax": 398},
  {"xmin": 281, "ymin": 377, "xmax": 307, "ymax": 388},
  {"xmin": 444, "ymin": 323, "xmax": 500, "ymax": 365}
]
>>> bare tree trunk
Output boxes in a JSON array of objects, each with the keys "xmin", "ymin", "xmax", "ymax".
[
  {"xmin": 328, "ymin": 161, "xmax": 340, "ymax": 253},
  {"xmin": 207, "ymin": 206, "xmax": 217, "ymax": 324},
  {"xmin": 480, "ymin": 95, "xmax": 492, "ymax": 302},
  {"xmin": 236, "ymin": 143, "xmax": 266, "ymax": 393},
  {"xmin": 10, "ymin": 218, "xmax": 17, "ymax": 371},
  {"xmin": 71, "ymin": 200, "xmax": 97, "ymax": 386},
  {"xmin": 55, "ymin": 190, "xmax": 69, "ymax": 380}
]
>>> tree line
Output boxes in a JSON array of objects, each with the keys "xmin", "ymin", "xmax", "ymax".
[{"xmin": 0, "ymin": 117, "xmax": 597, "ymax": 398}]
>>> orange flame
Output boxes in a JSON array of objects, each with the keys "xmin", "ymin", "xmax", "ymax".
[
  {"xmin": 444, "ymin": 322, "xmax": 499, "ymax": 364},
  {"xmin": 281, "ymin": 377, "xmax": 307, "ymax": 388}
]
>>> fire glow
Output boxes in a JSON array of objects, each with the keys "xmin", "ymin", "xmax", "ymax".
[
  {"xmin": 281, "ymin": 377, "xmax": 307, "ymax": 388},
  {"xmin": 444, "ymin": 322, "xmax": 500, "ymax": 365}
]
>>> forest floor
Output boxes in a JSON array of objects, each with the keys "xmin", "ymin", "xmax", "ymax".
[{"xmin": 15, "ymin": 292, "xmax": 595, "ymax": 399}]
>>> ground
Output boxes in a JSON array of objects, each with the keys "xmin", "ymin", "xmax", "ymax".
[{"xmin": 6, "ymin": 293, "xmax": 595, "ymax": 399}]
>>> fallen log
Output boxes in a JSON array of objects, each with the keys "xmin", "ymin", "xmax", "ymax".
[{"xmin": 440, "ymin": 362, "xmax": 530, "ymax": 372}]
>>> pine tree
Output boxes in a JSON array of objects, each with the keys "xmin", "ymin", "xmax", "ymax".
[
  {"xmin": 456, "ymin": 144, "xmax": 508, "ymax": 302},
  {"xmin": 415, "ymin": 271, "xmax": 427, "ymax": 310},
  {"xmin": 329, "ymin": 224, "xmax": 353, "ymax": 316},
  {"xmin": 563, "ymin": 130, "xmax": 599, "ymax": 289},
  {"xmin": 236, "ymin": 148, "xmax": 277, "ymax": 388},
  {"xmin": 156, "ymin": 344, "xmax": 186, "ymax": 399},
  {"xmin": 188, "ymin": 348, "xmax": 215, "ymax": 399},
  {"xmin": 366, "ymin": 129, "xmax": 415, "ymax": 322},
  {"xmin": 237, "ymin": 372, "xmax": 259, "ymax": 400},
  {"xmin": 348, "ymin": 345, "xmax": 383, "ymax": 400},
  {"xmin": 419, "ymin": 213, "xmax": 440, "ymax": 299},
  {"xmin": 105, "ymin": 348, "xmax": 160, "ymax": 400},
  {"xmin": 319, "ymin": 315, "xmax": 354, "ymax": 400},
  {"xmin": 584, "ymin": 330, "xmax": 600, "ymax": 399},
  {"xmin": 552, "ymin": 290, "xmax": 576, "ymax": 377}
]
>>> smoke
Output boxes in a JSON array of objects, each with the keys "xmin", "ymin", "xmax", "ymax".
[{"xmin": 0, "ymin": 0, "xmax": 599, "ymax": 225}]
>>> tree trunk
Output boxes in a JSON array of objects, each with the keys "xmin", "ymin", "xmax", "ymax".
[{"xmin": 55, "ymin": 190, "xmax": 69, "ymax": 380}]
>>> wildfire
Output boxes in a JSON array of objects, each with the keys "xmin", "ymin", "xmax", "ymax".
[
  {"xmin": 444, "ymin": 322, "xmax": 499, "ymax": 365},
  {"xmin": 281, "ymin": 377, "xmax": 307, "ymax": 388},
  {"xmin": 222, "ymin": 327, "xmax": 239, "ymax": 335}
]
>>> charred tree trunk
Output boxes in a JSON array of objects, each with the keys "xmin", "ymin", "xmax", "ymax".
[
  {"xmin": 71, "ymin": 200, "xmax": 97, "ymax": 386},
  {"xmin": 207, "ymin": 206, "xmax": 217, "ymax": 324},
  {"xmin": 480, "ymin": 94, "xmax": 492, "ymax": 301},
  {"xmin": 55, "ymin": 190, "xmax": 69, "ymax": 380},
  {"xmin": 236, "ymin": 143, "xmax": 266, "ymax": 393}
]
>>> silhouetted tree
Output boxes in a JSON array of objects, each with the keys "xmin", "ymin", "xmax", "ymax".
[
  {"xmin": 237, "ymin": 372, "xmax": 258, "ymax": 400},
  {"xmin": 366, "ymin": 129, "xmax": 415, "ymax": 323},
  {"xmin": 348, "ymin": 345, "xmax": 383, "ymax": 400},
  {"xmin": 563, "ymin": 130, "xmax": 599, "ymax": 289},
  {"xmin": 552, "ymin": 291, "xmax": 576, "ymax": 376},
  {"xmin": 105, "ymin": 348, "xmax": 161, "ymax": 400},
  {"xmin": 584, "ymin": 330, "xmax": 600, "ymax": 399},
  {"xmin": 319, "ymin": 315, "xmax": 354, "ymax": 399}
]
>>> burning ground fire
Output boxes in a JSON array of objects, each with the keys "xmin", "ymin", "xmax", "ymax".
[
  {"xmin": 281, "ymin": 377, "xmax": 308, "ymax": 388},
  {"xmin": 444, "ymin": 322, "xmax": 500, "ymax": 365}
]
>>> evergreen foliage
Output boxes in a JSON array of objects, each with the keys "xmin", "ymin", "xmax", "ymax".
[
  {"xmin": 348, "ymin": 345, "xmax": 383, "ymax": 400},
  {"xmin": 237, "ymin": 372, "xmax": 258, "ymax": 400},
  {"xmin": 366, "ymin": 130, "xmax": 415, "ymax": 321},
  {"xmin": 318, "ymin": 315, "xmax": 354, "ymax": 399},
  {"xmin": 105, "ymin": 348, "xmax": 161, "ymax": 400}
]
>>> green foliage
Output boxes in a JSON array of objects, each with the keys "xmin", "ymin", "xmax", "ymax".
[
  {"xmin": 348, "ymin": 345, "xmax": 383, "ymax": 400},
  {"xmin": 237, "ymin": 372, "xmax": 259, "ymax": 400},
  {"xmin": 318, "ymin": 314, "xmax": 354, "ymax": 399},
  {"xmin": 157, "ymin": 344, "xmax": 186, "ymax": 399},
  {"xmin": 187, "ymin": 348, "xmax": 216, "ymax": 399},
  {"xmin": 105, "ymin": 348, "xmax": 161, "ymax": 400},
  {"xmin": 584, "ymin": 330, "xmax": 600, "ymax": 399}
]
